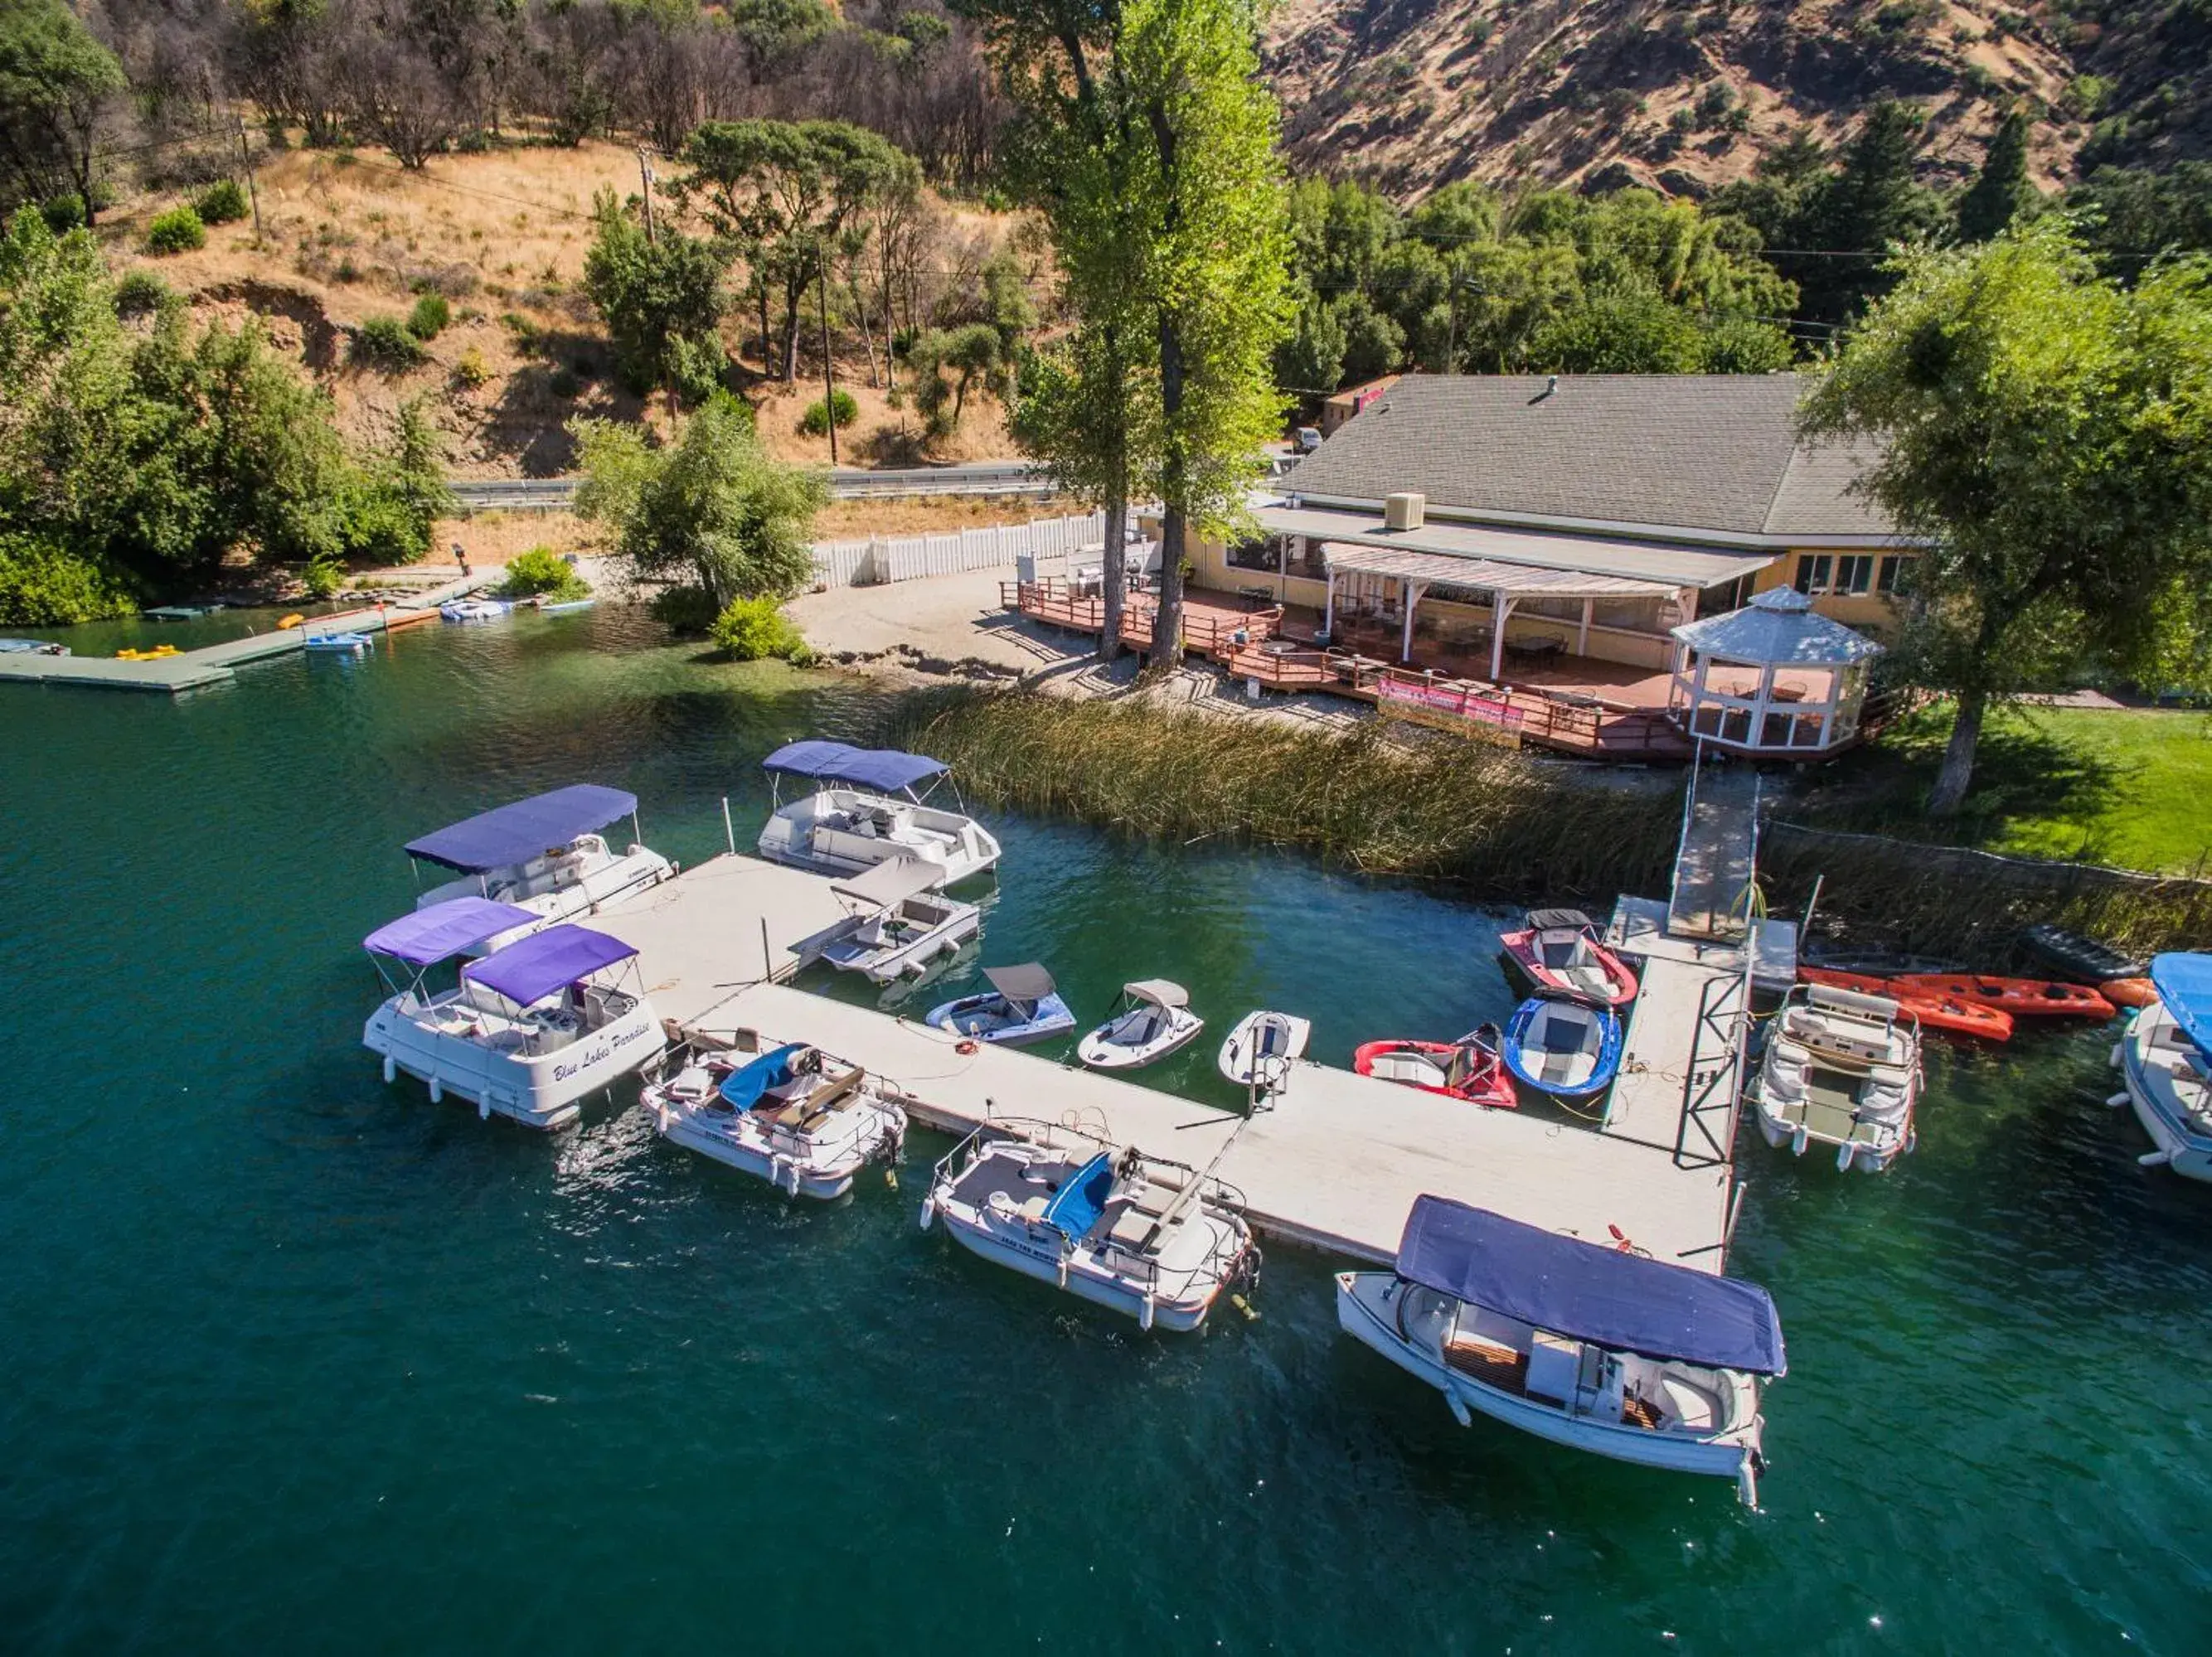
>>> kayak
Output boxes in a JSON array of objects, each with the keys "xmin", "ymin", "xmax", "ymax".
[
  {"xmin": 2020, "ymin": 923, "xmax": 2143, "ymax": 984},
  {"xmin": 1354, "ymin": 1025, "xmax": 1516, "ymax": 1108},
  {"xmin": 1892, "ymin": 973, "xmax": 2116, "ymax": 1020},
  {"xmin": 2099, "ymin": 976, "xmax": 2159, "ymax": 1010},
  {"xmin": 1797, "ymin": 967, "xmax": 2014, "ymax": 1042}
]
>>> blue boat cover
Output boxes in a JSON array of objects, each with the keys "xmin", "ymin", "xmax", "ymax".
[
  {"xmin": 1395, "ymin": 1196, "xmax": 1786, "ymax": 1375},
  {"xmin": 761, "ymin": 739, "xmax": 947, "ymax": 794},
  {"xmin": 405, "ymin": 784, "xmax": 638, "ymax": 873},
  {"xmin": 1041, "ymin": 1151, "xmax": 1114, "ymax": 1241},
  {"xmin": 461, "ymin": 923, "xmax": 637, "ymax": 1007},
  {"xmin": 718, "ymin": 1044, "xmax": 807, "ymax": 1111},
  {"xmin": 2151, "ymin": 952, "xmax": 2212, "ymax": 1053},
  {"xmin": 363, "ymin": 897, "xmax": 538, "ymax": 966}
]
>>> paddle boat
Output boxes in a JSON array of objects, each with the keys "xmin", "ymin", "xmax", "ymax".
[
  {"xmin": 1354, "ymin": 1025, "xmax": 1517, "ymax": 1108},
  {"xmin": 757, "ymin": 739, "xmax": 1000, "ymax": 886},
  {"xmin": 361, "ymin": 901, "xmax": 666, "ymax": 1130},
  {"xmin": 1336, "ymin": 1196, "xmax": 1784, "ymax": 1506},
  {"xmin": 1498, "ymin": 909, "xmax": 1639, "ymax": 1008},
  {"xmin": 1892, "ymin": 971, "xmax": 2115, "ymax": 1021},
  {"xmin": 439, "ymin": 597, "xmax": 510, "ymax": 622},
  {"xmin": 1217, "ymin": 1010, "xmax": 1312, "ymax": 1097},
  {"xmin": 795, "ymin": 855, "xmax": 981, "ymax": 985},
  {"xmin": 407, "ymin": 785, "xmax": 677, "ymax": 947},
  {"xmin": 643, "ymin": 1039, "xmax": 907, "ymax": 1199},
  {"xmin": 1749, "ymin": 984, "xmax": 1922, "ymax": 1173},
  {"xmin": 925, "ymin": 962, "xmax": 1075, "ymax": 1047},
  {"xmin": 0, "ymin": 637, "xmax": 68, "ymax": 657},
  {"xmin": 921, "ymin": 1120, "xmax": 1259, "ymax": 1332},
  {"xmin": 1077, "ymin": 981, "xmax": 1204, "ymax": 1071},
  {"xmin": 2106, "ymin": 952, "xmax": 2212, "ymax": 1181},
  {"xmin": 302, "ymin": 630, "xmax": 371, "ymax": 654},
  {"xmin": 1797, "ymin": 967, "xmax": 2013, "ymax": 1042},
  {"xmin": 1500, "ymin": 995, "xmax": 1623, "ymax": 1100}
]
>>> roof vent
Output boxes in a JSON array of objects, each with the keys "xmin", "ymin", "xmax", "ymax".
[
  {"xmin": 1384, "ymin": 492, "xmax": 1425, "ymax": 531},
  {"xmin": 1530, "ymin": 374, "xmax": 1560, "ymax": 404}
]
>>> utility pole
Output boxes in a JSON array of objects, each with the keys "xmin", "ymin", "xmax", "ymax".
[
  {"xmin": 636, "ymin": 147, "xmax": 656, "ymax": 245},
  {"xmin": 818, "ymin": 254, "xmax": 838, "ymax": 465},
  {"xmin": 235, "ymin": 115, "xmax": 262, "ymax": 240}
]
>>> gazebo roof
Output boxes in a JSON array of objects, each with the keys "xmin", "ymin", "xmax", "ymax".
[{"xmin": 1671, "ymin": 587, "xmax": 1883, "ymax": 666}]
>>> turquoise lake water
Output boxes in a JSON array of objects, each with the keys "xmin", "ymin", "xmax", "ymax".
[{"xmin": 2, "ymin": 608, "xmax": 2207, "ymax": 1652}]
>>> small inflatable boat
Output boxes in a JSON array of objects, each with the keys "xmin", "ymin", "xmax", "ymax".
[
  {"xmin": 1501, "ymin": 995, "xmax": 1623, "ymax": 1100},
  {"xmin": 439, "ymin": 598, "xmax": 510, "ymax": 623},
  {"xmin": 2020, "ymin": 923, "xmax": 2143, "ymax": 985}
]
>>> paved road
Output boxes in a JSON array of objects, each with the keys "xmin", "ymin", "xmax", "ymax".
[{"xmin": 452, "ymin": 461, "xmax": 1053, "ymax": 511}]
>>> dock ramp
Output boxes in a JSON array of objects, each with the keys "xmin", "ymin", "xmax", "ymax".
[{"xmin": 1666, "ymin": 749, "xmax": 1761, "ymax": 942}]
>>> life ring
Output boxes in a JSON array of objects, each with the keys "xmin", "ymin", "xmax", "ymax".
[{"xmin": 955, "ymin": 1039, "xmax": 979, "ymax": 1055}]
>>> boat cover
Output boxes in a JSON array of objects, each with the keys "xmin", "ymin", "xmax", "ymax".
[
  {"xmin": 832, "ymin": 855, "xmax": 943, "ymax": 908},
  {"xmin": 1395, "ymin": 1196, "xmax": 1786, "ymax": 1375},
  {"xmin": 984, "ymin": 962, "xmax": 1056, "ymax": 1006},
  {"xmin": 405, "ymin": 784, "xmax": 638, "ymax": 872},
  {"xmin": 1123, "ymin": 978, "xmax": 1189, "ymax": 1009},
  {"xmin": 1524, "ymin": 908, "xmax": 1594, "ymax": 933},
  {"xmin": 363, "ymin": 897, "xmax": 538, "ymax": 965},
  {"xmin": 718, "ymin": 1044, "xmax": 806, "ymax": 1111},
  {"xmin": 1041, "ymin": 1151, "xmax": 1115, "ymax": 1241},
  {"xmin": 462, "ymin": 923, "xmax": 638, "ymax": 1007},
  {"xmin": 2151, "ymin": 952, "xmax": 2212, "ymax": 1053},
  {"xmin": 762, "ymin": 739, "xmax": 947, "ymax": 794}
]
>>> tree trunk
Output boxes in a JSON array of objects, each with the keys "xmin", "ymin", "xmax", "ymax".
[
  {"xmin": 782, "ymin": 283, "xmax": 803, "ymax": 383},
  {"xmin": 1928, "ymin": 686, "xmax": 1988, "ymax": 816},
  {"xmin": 1100, "ymin": 489, "xmax": 1126, "ymax": 666},
  {"xmin": 1151, "ymin": 315, "xmax": 1187, "ymax": 662},
  {"xmin": 757, "ymin": 283, "xmax": 772, "ymax": 374}
]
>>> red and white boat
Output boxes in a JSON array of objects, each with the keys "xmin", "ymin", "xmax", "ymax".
[
  {"xmin": 1354, "ymin": 1025, "xmax": 1519, "ymax": 1109},
  {"xmin": 1499, "ymin": 909, "xmax": 1639, "ymax": 1008}
]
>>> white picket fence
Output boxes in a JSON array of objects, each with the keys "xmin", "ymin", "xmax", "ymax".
[{"xmin": 810, "ymin": 510, "xmax": 1105, "ymax": 589}]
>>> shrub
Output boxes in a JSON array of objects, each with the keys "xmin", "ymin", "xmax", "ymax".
[
  {"xmin": 40, "ymin": 193, "xmax": 85, "ymax": 232},
  {"xmin": 798, "ymin": 389, "xmax": 860, "ymax": 436},
  {"xmin": 708, "ymin": 595, "xmax": 812, "ymax": 663},
  {"xmin": 497, "ymin": 546, "xmax": 591, "ymax": 601},
  {"xmin": 114, "ymin": 270, "xmax": 172, "ymax": 318},
  {"xmin": 302, "ymin": 550, "xmax": 347, "ymax": 598},
  {"xmin": 193, "ymin": 179, "xmax": 249, "ymax": 225},
  {"xmin": 648, "ymin": 584, "xmax": 721, "ymax": 634},
  {"xmin": 450, "ymin": 346, "xmax": 490, "ymax": 390},
  {"xmin": 333, "ymin": 257, "xmax": 359, "ymax": 283},
  {"xmin": 145, "ymin": 206, "xmax": 206, "ymax": 255},
  {"xmin": 352, "ymin": 316, "xmax": 425, "ymax": 371},
  {"xmin": 405, "ymin": 293, "xmax": 450, "ymax": 340}
]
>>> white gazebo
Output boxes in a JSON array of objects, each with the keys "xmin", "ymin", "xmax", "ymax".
[{"xmin": 1667, "ymin": 588, "xmax": 1883, "ymax": 756}]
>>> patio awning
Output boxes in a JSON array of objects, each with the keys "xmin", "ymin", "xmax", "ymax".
[
  {"xmin": 1255, "ymin": 500, "xmax": 1773, "ymax": 587},
  {"xmin": 1320, "ymin": 543, "xmax": 1679, "ymax": 599}
]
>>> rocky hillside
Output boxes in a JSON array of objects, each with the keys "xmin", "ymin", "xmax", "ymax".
[{"xmin": 1266, "ymin": 0, "xmax": 2088, "ymax": 196}]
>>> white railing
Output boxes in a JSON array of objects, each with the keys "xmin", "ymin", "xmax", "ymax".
[{"xmin": 809, "ymin": 511, "xmax": 1106, "ymax": 589}]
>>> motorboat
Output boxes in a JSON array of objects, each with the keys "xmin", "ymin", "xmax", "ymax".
[
  {"xmin": 1797, "ymin": 967, "xmax": 2013, "ymax": 1042},
  {"xmin": 1500, "ymin": 995, "xmax": 1623, "ymax": 1100},
  {"xmin": 2107, "ymin": 952, "xmax": 2212, "ymax": 1181},
  {"xmin": 1749, "ymin": 984, "xmax": 1923, "ymax": 1173},
  {"xmin": 757, "ymin": 739, "xmax": 1000, "ymax": 885},
  {"xmin": 920, "ymin": 1120, "xmax": 1259, "ymax": 1332},
  {"xmin": 1217, "ymin": 1010, "xmax": 1312, "ymax": 1097},
  {"xmin": 406, "ymin": 784, "xmax": 677, "ymax": 947},
  {"xmin": 1336, "ymin": 1196, "xmax": 1784, "ymax": 1506},
  {"xmin": 926, "ymin": 962, "xmax": 1075, "ymax": 1047},
  {"xmin": 1498, "ymin": 909, "xmax": 1639, "ymax": 1008},
  {"xmin": 302, "ymin": 630, "xmax": 371, "ymax": 653},
  {"xmin": 361, "ymin": 899, "xmax": 666, "ymax": 1130},
  {"xmin": 440, "ymin": 597, "xmax": 510, "ymax": 622},
  {"xmin": 1077, "ymin": 981, "xmax": 1204, "ymax": 1071},
  {"xmin": 1354, "ymin": 1025, "xmax": 1517, "ymax": 1109},
  {"xmin": 795, "ymin": 855, "xmax": 981, "ymax": 985},
  {"xmin": 1892, "ymin": 971, "xmax": 2115, "ymax": 1021},
  {"xmin": 643, "ymin": 1039, "xmax": 906, "ymax": 1199}
]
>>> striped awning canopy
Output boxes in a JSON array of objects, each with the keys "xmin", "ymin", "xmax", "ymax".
[{"xmin": 1319, "ymin": 542, "xmax": 1680, "ymax": 598}]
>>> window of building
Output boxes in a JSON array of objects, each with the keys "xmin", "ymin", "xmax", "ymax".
[
  {"xmin": 1226, "ymin": 534, "xmax": 1278, "ymax": 573},
  {"xmin": 1878, "ymin": 554, "xmax": 1906, "ymax": 595},
  {"xmin": 1288, "ymin": 536, "xmax": 1328, "ymax": 581},
  {"xmin": 1792, "ymin": 554, "xmax": 1832, "ymax": 595},
  {"xmin": 1832, "ymin": 555, "xmax": 1874, "ymax": 595}
]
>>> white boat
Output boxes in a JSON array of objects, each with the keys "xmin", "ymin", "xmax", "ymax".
[
  {"xmin": 756, "ymin": 739, "xmax": 1000, "ymax": 886},
  {"xmin": 920, "ymin": 1120, "xmax": 1259, "ymax": 1332},
  {"xmin": 1749, "ymin": 984, "xmax": 1923, "ymax": 1173},
  {"xmin": 1077, "ymin": 980, "xmax": 1204, "ymax": 1070},
  {"xmin": 440, "ymin": 597, "xmax": 509, "ymax": 622},
  {"xmin": 1336, "ymin": 1196, "xmax": 1784, "ymax": 1506},
  {"xmin": 2108, "ymin": 952, "xmax": 2212, "ymax": 1180},
  {"xmin": 925, "ymin": 962, "xmax": 1077, "ymax": 1047},
  {"xmin": 643, "ymin": 1039, "xmax": 906, "ymax": 1200},
  {"xmin": 406, "ymin": 785, "xmax": 676, "ymax": 947},
  {"xmin": 361, "ymin": 899, "xmax": 667, "ymax": 1130},
  {"xmin": 1217, "ymin": 1009, "xmax": 1311, "ymax": 1097},
  {"xmin": 794, "ymin": 855, "xmax": 981, "ymax": 985}
]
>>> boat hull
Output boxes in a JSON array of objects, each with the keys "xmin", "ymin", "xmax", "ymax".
[
  {"xmin": 653, "ymin": 1097, "xmax": 904, "ymax": 1200},
  {"xmin": 929, "ymin": 1206, "xmax": 1235, "ymax": 1332},
  {"xmin": 924, "ymin": 991, "xmax": 1075, "ymax": 1047},
  {"xmin": 1077, "ymin": 1014, "xmax": 1204, "ymax": 1071},
  {"xmin": 1217, "ymin": 1011, "xmax": 1312, "ymax": 1090},
  {"xmin": 1498, "ymin": 930, "xmax": 1639, "ymax": 1008},
  {"xmin": 1500, "ymin": 997, "xmax": 1622, "ymax": 1099},
  {"xmin": 362, "ymin": 999, "xmax": 664, "ymax": 1131},
  {"xmin": 1352, "ymin": 1039, "xmax": 1517, "ymax": 1109},
  {"xmin": 757, "ymin": 788, "xmax": 1000, "ymax": 886},
  {"xmin": 2114, "ymin": 1005, "xmax": 2212, "ymax": 1182}
]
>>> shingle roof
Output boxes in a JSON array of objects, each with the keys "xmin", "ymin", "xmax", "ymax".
[{"xmin": 1283, "ymin": 374, "xmax": 1894, "ymax": 542}]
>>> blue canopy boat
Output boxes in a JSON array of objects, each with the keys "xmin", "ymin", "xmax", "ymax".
[
  {"xmin": 404, "ymin": 784, "xmax": 675, "ymax": 926},
  {"xmin": 756, "ymin": 739, "xmax": 1001, "ymax": 884},
  {"xmin": 925, "ymin": 962, "xmax": 1076, "ymax": 1046},
  {"xmin": 2108, "ymin": 952, "xmax": 2212, "ymax": 1181},
  {"xmin": 1336, "ymin": 1196, "xmax": 1784, "ymax": 1504},
  {"xmin": 1500, "ymin": 993, "xmax": 1623, "ymax": 1100}
]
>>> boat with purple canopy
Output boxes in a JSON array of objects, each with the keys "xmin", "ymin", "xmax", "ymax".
[
  {"xmin": 1336, "ymin": 1196, "xmax": 1785, "ymax": 1504},
  {"xmin": 361, "ymin": 897, "xmax": 666, "ymax": 1129},
  {"xmin": 405, "ymin": 784, "xmax": 675, "ymax": 946},
  {"xmin": 755, "ymin": 739, "xmax": 1000, "ymax": 885}
]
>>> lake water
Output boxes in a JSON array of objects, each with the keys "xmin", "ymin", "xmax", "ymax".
[{"xmin": 2, "ymin": 608, "xmax": 2206, "ymax": 1653}]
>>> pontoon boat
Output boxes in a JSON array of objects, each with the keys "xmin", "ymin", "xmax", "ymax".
[
  {"xmin": 406, "ymin": 784, "xmax": 676, "ymax": 947},
  {"xmin": 1749, "ymin": 984, "xmax": 1923, "ymax": 1172},
  {"xmin": 643, "ymin": 1039, "xmax": 906, "ymax": 1199},
  {"xmin": 795, "ymin": 855, "xmax": 981, "ymax": 984},
  {"xmin": 1336, "ymin": 1196, "xmax": 1784, "ymax": 1505},
  {"xmin": 926, "ymin": 962, "xmax": 1075, "ymax": 1046},
  {"xmin": 1077, "ymin": 981, "xmax": 1204, "ymax": 1070},
  {"xmin": 2108, "ymin": 952, "xmax": 2212, "ymax": 1181},
  {"xmin": 757, "ymin": 739, "xmax": 1000, "ymax": 885}
]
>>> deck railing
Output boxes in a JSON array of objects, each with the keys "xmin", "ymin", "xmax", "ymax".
[{"xmin": 1374, "ymin": 668, "xmax": 1691, "ymax": 756}]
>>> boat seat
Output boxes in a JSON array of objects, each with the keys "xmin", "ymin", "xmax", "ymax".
[{"xmin": 1657, "ymin": 1374, "xmax": 1720, "ymax": 1430}]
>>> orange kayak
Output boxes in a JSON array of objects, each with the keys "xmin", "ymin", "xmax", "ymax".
[
  {"xmin": 2100, "ymin": 976, "xmax": 2158, "ymax": 1010},
  {"xmin": 1892, "ymin": 973, "xmax": 2115, "ymax": 1020},
  {"xmin": 1796, "ymin": 967, "xmax": 2014, "ymax": 1040}
]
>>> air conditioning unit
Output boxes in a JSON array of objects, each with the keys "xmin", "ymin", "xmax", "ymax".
[{"xmin": 1385, "ymin": 492, "xmax": 1425, "ymax": 531}]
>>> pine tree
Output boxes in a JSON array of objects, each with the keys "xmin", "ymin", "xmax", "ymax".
[{"xmin": 1956, "ymin": 109, "xmax": 2035, "ymax": 243}]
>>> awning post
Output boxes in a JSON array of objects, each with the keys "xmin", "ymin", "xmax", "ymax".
[
  {"xmin": 1400, "ymin": 579, "xmax": 1425, "ymax": 662},
  {"xmin": 1578, "ymin": 595, "xmax": 1593, "ymax": 657},
  {"xmin": 1489, "ymin": 591, "xmax": 1516, "ymax": 681},
  {"xmin": 1323, "ymin": 565, "xmax": 1336, "ymax": 636}
]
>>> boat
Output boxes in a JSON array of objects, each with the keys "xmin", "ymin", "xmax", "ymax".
[
  {"xmin": 643, "ymin": 1039, "xmax": 906, "ymax": 1199},
  {"xmin": 924, "ymin": 962, "xmax": 1075, "ymax": 1047},
  {"xmin": 143, "ymin": 603, "xmax": 211, "ymax": 621},
  {"xmin": 1499, "ymin": 995, "xmax": 1623, "ymax": 1100},
  {"xmin": 2106, "ymin": 952, "xmax": 2212, "ymax": 1181},
  {"xmin": 1749, "ymin": 984, "xmax": 1923, "ymax": 1173},
  {"xmin": 1336, "ymin": 1196, "xmax": 1784, "ymax": 1506},
  {"xmin": 2022, "ymin": 922, "xmax": 2144, "ymax": 984},
  {"xmin": 1498, "ymin": 908, "xmax": 1639, "ymax": 1007},
  {"xmin": 534, "ymin": 596, "xmax": 596, "ymax": 614},
  {"xmin": 439, "ymin": 597, "xmax": 510, "ymax": 622},
  {"xmin": 756, "ymin": 739, "xmax": 1000, "ymax": 886},
  {"xmin": 1892, "ymin": 972, "xmax": 2116, "ymax": 1020},
  {"xmin": 2102, "ymin": 977, "xmax": 2159, "ymax": 1010},
  {"xmin": 795, "ymin": 855, "xmax": 981, "ymax": 985},
  {"xmin": 920, "ymin": 1120, "xmax": 1259, "ymax": 1332},
  {"xmin": 302, "ymin": 631, "xmax": 371, "ymax": 653},
  {"xmin": 1354, "ymin": 1025, "xmax": 1518, "ymax": 1109},
  {"xmin": 0, "ymin": 638, "xmax": 68, "ymax": 656},
  {"xmin": 1217, "ymin": 1010, "xmax": 1312, "ymax": 1096},
  {"xmin": 1076, "ymin": 980, "xmax": 1204, "ymax": 1071},
  {"xmin": 406, "ymin": 784, "xmax": 677, "ymax": 946},
  {"xmin": 361, "ymin": 900, "xmax": 666, "ymax": 1130},
  {"xmin": 1797, "ymin": 967, "xmax": 2014, "ymax": 1041}
]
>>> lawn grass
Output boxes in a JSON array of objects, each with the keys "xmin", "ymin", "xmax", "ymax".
[{"xmin": 1796, "ymin": 700, "xmax": 2212, "ymax": 875}]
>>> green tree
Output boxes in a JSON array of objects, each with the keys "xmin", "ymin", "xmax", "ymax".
[
  {"xmin": 581, "ymin": 186, "xmax": 729, "ymax": 406},
  {"xmin": 0, "ymin": 0, "xmax": 124, "ymax": 226},
  {"xmin": 1957, "ymin": 109, "xmax": 2036, "ymax": 243},
  {"xmin": 1801, "ymin": 220, "xmax": 2212, "ymax": 814},
  {"xmin": 905, "ymin": 322, "xmax": 1002, "ymax": 433},
  {"xmin": 1526, "ymin": 283, "xmax": 1710, "ymax": 373},
  {"xmin": 1797, "ymin": 100, "xmax": 1945, "ymax": 324}
]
